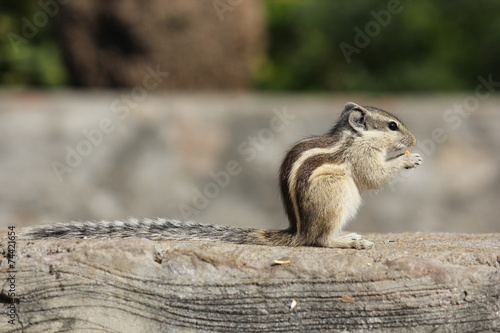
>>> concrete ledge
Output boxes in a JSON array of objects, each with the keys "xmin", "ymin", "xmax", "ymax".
[{"xmin": 1, "ymin": 232, "xmax": 499, "ymax": 332}]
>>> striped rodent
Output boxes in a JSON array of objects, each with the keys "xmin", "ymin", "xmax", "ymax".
[{"xmin": 22, "ymin": 102, "xmax": 422, "ymax": 249}]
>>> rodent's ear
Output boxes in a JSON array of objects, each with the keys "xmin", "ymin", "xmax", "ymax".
[
  {"xmin": 343, "ymin": 102, "xmax": 360, "ymax": 114},
  {"xmin": 348, "ymin": 108, "xmax": 367, "ymax": 132}
]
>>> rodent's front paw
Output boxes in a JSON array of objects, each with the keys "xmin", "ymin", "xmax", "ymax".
[{"xmin": 403, "ymin": 153, "xmax": 422, "ymax": 169}]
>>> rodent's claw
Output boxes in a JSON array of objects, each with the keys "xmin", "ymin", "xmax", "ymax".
[
  {"xmin": 337, "ymin": 233, "xmax": 375, "ymax": 250},
  {"xmin": 351, "ymin": 239, "xmax": 375, "ymax": 250},
  {"xmin": 352, "ymin": 239, "xmax": 375, "ymax": 250},
  {"xmin": 403, "ymin": 153, "xmax": 422, "ymax": 169}
]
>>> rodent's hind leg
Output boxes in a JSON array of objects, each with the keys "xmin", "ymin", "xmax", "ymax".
[
  {"xmin": 327, "ymin": 233, "xmax": 375, "ymax": 250},
  {"xmin": 303, "ymin": 167, "xmax": 366, "ymax": 249}
]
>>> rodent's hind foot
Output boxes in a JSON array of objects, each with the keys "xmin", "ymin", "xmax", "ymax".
[{"xmin": 327, "ymin": 233, "xmax": 375, "ymax": 250}]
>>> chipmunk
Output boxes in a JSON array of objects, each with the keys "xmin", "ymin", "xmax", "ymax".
[{"xmin": 22, "ymin": 102, "xmax": 422, "ymax": 249}]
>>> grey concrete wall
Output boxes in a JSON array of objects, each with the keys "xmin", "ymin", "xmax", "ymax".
[{"xmin": 1, "ymin": 91, "xmax": 499, "ymax": 233}]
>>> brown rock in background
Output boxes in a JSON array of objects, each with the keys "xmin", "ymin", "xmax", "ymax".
[{"xmin": 56, "ymin": 0, "xmax": 265, "ymax": 90}]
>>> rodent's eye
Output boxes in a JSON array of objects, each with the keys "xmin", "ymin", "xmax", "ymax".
[{"xmin": 388, "ymin": 122, "xmax": 398, "ymax": 131}]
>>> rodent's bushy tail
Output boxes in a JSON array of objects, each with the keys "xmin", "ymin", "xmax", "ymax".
[{"xmin": 20, "ymin": 218, "xmax": 282, "ymax": 245}]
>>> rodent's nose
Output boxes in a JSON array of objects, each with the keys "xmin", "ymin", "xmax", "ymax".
[{"xmin": 410, "ymin": 134, "xmax": 417, "ymax": 146}]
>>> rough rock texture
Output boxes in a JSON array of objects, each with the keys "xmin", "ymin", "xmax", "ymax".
[
  {"xmin": 1, "ymin": 232, "xmax": 499, "ymax": 332},
  {"xmin": 56, "ymin": 0, "xmax": 265, "ymax": 89}
]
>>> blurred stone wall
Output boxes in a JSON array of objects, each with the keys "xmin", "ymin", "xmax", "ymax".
[
  {"xmin": 57, "ymin": 0, "xmax": 264, "ymax": 89},
  {"xmin": 0, "ymin": 91, "xmax": 499, "ymax": 233}
]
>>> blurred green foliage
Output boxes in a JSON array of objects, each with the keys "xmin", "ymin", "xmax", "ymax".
[
  {"xmin": 0, "ymin": 1, "xmax": 68, "ymax": 87},
  {"xmin": 1, "ymin": 0, "xmax": 500, "ymax": 91},
  {"xmin": 256, "ymin": 0, "xmax": 500, "ymax": 92}
]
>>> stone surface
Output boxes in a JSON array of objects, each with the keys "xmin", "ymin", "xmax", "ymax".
[
  {"xmin": 0, "ymin": 232, "xmax": 499, "ymax": 332},
  {"xmin": 0, "ymin": 92, "xmax": 499, "ymax": 235},
  {"xmin": 56, "ymin": 0, "xmax": 265, "ymax": 89}
]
